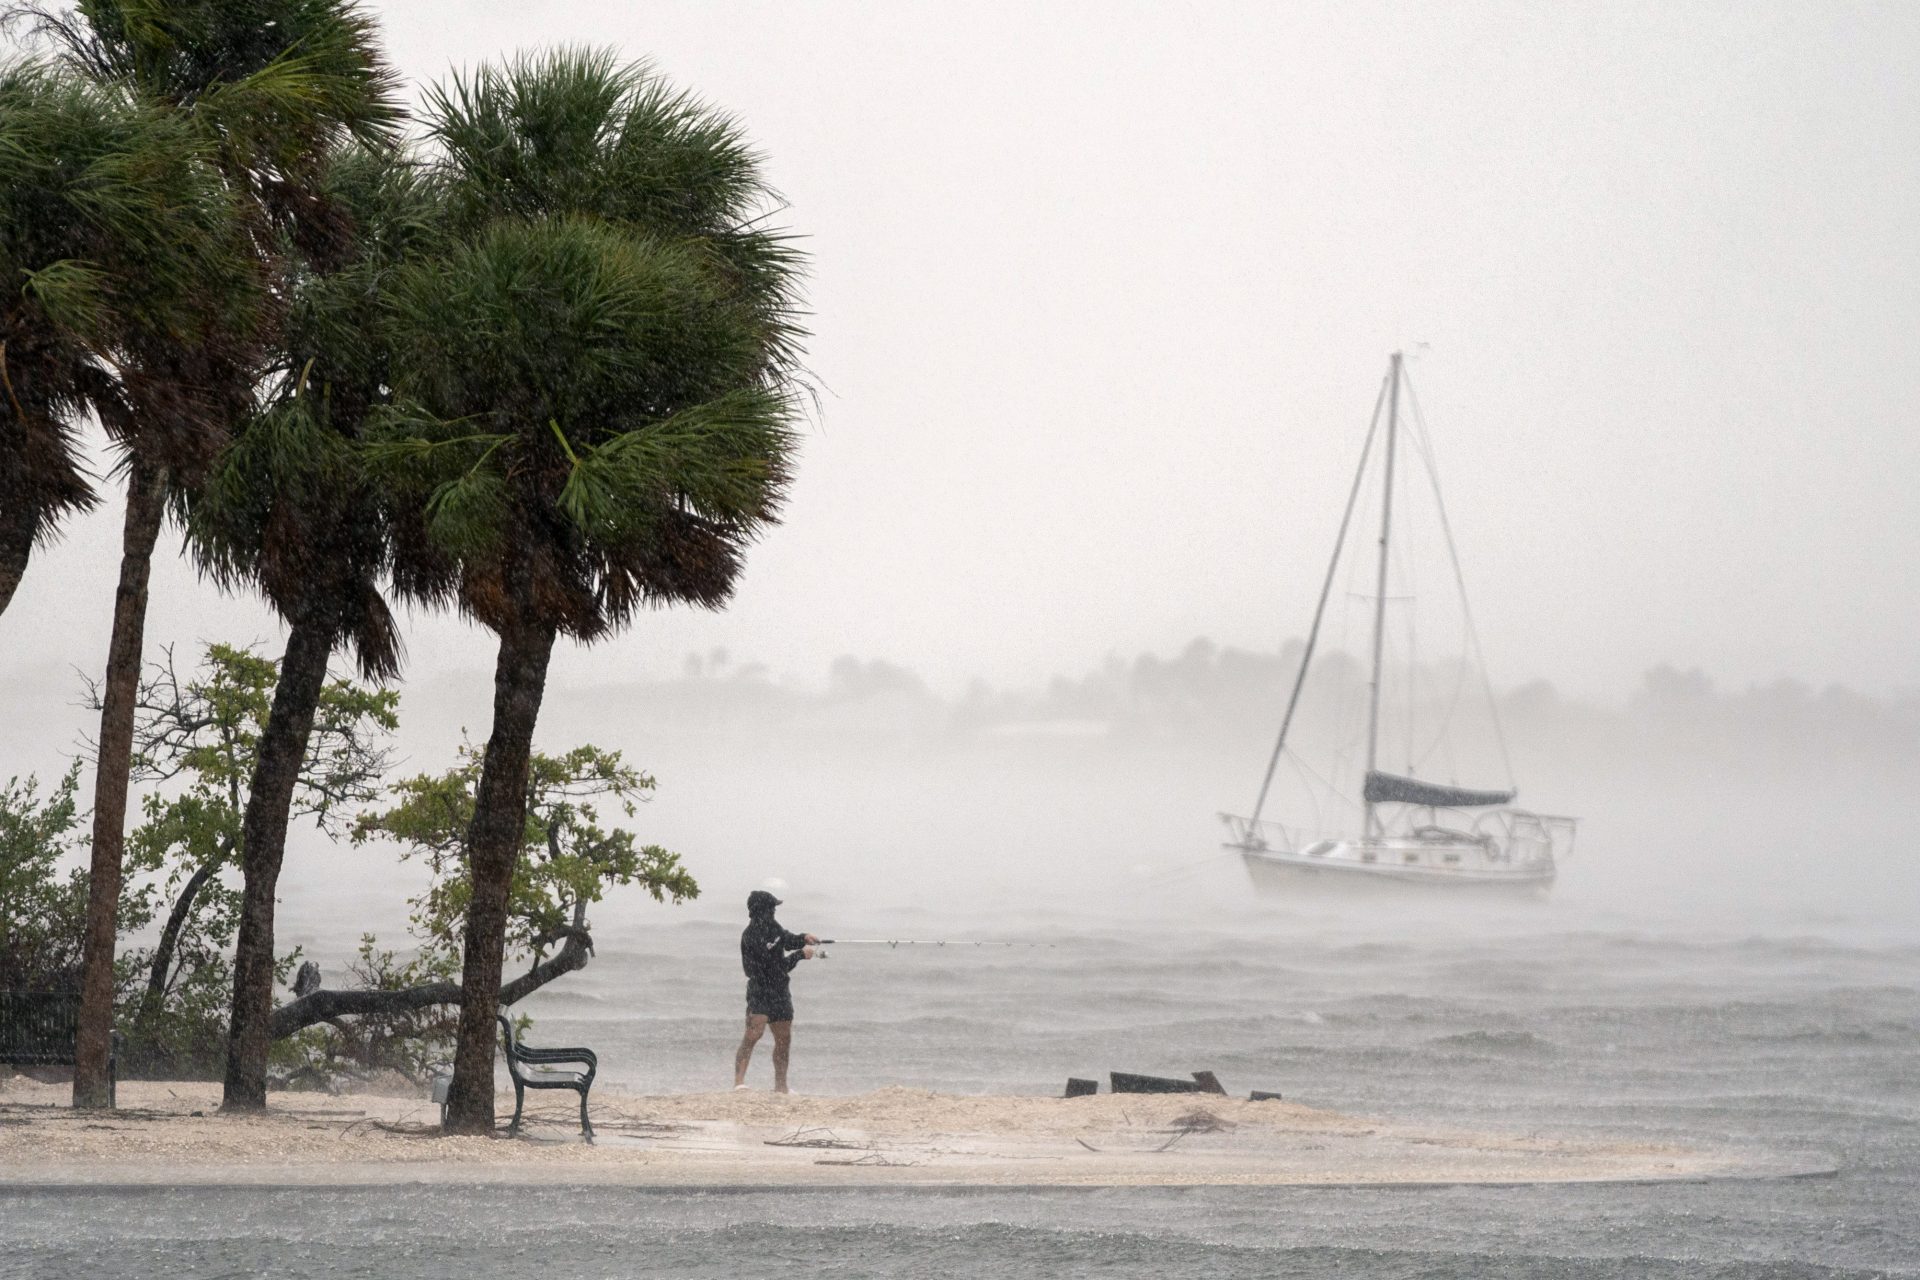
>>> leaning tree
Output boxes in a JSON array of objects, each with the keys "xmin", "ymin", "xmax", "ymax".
[
  {"xmin": 93, "ymin": 641, "xmax": 396, "ymax": 1071},
  {"xmin": 0, "ymin": 55, "xmax": 258, "ymax": 1108},
  {"xmin": 373, "ymin": 50, "xmax": 806, "ymax": 1133},
  {"xmin": 24, "ymin": 0, "xmax": 402, "ymax": 1108},
  {"xmin": 187, "ymin": 144, "xmax": 439, "ymax": 1111}
]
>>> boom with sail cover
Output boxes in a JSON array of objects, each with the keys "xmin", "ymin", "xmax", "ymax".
[{"xmin": 1362, "ymin": 771, "xmax": 1515, "ymax": 809}]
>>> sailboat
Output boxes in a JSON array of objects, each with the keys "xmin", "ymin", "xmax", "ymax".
[{"xmin": 1221, "ymin": 353, "xmax": 1576, "ymax": 897}]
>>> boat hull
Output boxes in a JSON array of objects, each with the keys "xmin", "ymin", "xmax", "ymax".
[{"xmin": 1238, "ymin": 846, "xmax": 1555, "ymax": 901}]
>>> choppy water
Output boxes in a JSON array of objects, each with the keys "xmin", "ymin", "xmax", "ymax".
[{"xmin": 4, "ymin": 903, "xmax": 1917, "ymax": 1277}]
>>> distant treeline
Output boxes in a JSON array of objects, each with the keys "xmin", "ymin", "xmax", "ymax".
[{"xmin": 562, "ymin": 639, "xmax": 1919, "ymax": 761}]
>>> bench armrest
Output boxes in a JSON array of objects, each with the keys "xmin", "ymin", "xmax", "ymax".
[{"xmin": 515, "ymin": 1045, "xmax": 596, "ymax": 1070}]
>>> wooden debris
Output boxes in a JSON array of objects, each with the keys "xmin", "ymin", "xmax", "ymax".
[
  {"xmin": 816, "ymin": 1151, "xmax": 919, "ymax": 1167},
  {"xmin": 1167, "ymin": 1108, "xmax": 1233, "ymax": 1133},
  {"xmin": 1110, "ymin": 1071, "xmax": 1203, "ymax": 1094},
  {"xmin": 765, "ymin": 1127, "xmax": 863, "ymax": 1150}
]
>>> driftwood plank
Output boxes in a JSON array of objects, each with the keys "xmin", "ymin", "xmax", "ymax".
[{"xmin": 1110, "ymin": 1071, "xmax": 1204, "ymax": 1095}]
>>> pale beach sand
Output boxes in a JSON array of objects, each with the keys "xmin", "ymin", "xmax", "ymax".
[{"xmin": 0, "ymin": 1074, "xmax": 1802, "ymax": 1188}]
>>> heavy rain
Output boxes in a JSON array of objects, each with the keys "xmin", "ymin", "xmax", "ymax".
[{"xmin": 2, "ymin": 3, "xmax": 1916, "ymax": 1278}]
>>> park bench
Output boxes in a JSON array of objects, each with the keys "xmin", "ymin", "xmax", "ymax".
[
  {"xmin": 0, "ymin": 991, "xmax": 117, "ymax": 1107},
  {"xmin": 499, "ymin": 1015, "xmax": 597, "ymax": 1140},
  {"xmin": 435, "ymin": 1013, "xmax": 599, "ymax": 1136},
  {"xmin": 435, "ymin": 1015, "xmax": 597, "ymax": 1139}
]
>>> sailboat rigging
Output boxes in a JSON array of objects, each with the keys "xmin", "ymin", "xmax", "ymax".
[{"xmin": 1222, "ymin": 353, "xmax": 1576, "ymax": 897}]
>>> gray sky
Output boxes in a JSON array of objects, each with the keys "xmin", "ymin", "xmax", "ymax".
[{"xmin": 7, "ymin": 0, "xmax": 1919, "ymax": 701}]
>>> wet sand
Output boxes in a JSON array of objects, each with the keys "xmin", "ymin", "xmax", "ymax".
[{"xmin": 0, "ymin": 1075, "xmax": 1806, "ymax": 1188}]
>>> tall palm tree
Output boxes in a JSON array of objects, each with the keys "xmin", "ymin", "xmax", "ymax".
[
  {"xmin": 1, "ymin": 60, "xmax": 254, "ymax": 1115},
  {"xmin": 188, "ymin": 145, "xmax": 439, "ymax": 1111},
  {"xmin": 376, "ymin": 50, "xmax": 806, "ymax": 1133},
  {"xmin": 0, "ymin": 60, "xmax": 239, "ymax": 614},
  {"xmin": 26, "ymin": 0, "xmax": 402, "ymax": 1109}
]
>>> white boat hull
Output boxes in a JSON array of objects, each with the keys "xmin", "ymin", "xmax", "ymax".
[{"xmin": 1236, "ymin": 837, "xmax": 1556, "ymax": 901}]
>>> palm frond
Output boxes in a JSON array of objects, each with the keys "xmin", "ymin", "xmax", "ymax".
[
  {"xmin": 557, "ymin": 388, "xmax": 797, "ymax": 536},
  {"xmin": 18, "ymin": 259, "xmax": 113, "ymax": 336},
  {"xmin": 0, "ymin": 54, "xmax": 259, "ymax": 581},
  {"xmin": 421, "ymin": 463, "xmax": 508, "ymax": 558}
]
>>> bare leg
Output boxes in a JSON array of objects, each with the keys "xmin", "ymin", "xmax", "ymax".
[
  {"xmin": 770, "ymin": 1020, "xmax": 793, "ymax": 1093},
  {"xmin": 734, "ymin": 1014, "xmax": 767, "ymax": 1087}
]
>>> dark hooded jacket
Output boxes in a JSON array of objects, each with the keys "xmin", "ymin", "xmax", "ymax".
[{"xmin": 741, "ymin": 901, "xmax": 808, "ymax": 998}]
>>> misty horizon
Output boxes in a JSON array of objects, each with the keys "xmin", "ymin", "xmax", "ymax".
[
  {"xmin": 6, "ymin": 627, "xmax": 1915, "ymax": 760},
  {"xmin": 7, "ymin": 620, "xmax": 1913, "ymax": 942}
]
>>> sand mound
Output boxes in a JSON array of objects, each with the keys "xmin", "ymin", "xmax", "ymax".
[
  {"xmin": 633, "ymin": 1085, "xmax": 1365, "ymax": 1136},
  {"xmin": 0, "ymin": 1075, "xmax": 1771, "ymax": 1188}
]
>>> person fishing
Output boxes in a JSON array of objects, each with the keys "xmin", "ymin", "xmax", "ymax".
[{"xmin": 732, "ymin": 889, "xmax": 817, "ymax": 1092}]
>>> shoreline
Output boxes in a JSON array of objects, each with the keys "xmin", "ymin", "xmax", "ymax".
[{"xmin": 0, "ymin": 1076, "xmax": 1826, "ymax": 1190}]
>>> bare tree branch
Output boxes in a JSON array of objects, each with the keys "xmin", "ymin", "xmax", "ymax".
[{"xmin": 266, "ymin": 926, "xmax": 595, "ymax": 1040}]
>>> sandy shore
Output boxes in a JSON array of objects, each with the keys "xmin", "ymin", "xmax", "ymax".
[{"xmin": 0, "ymin": 1074, "xmax": 1806, "ymax": 1188}]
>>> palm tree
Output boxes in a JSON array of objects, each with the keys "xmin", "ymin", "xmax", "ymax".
[
  {"xmin": 188, "ymin": 145, "xmax": 440, "ymax": 1111},
  {"xmin": 0, "ymin": 61, "xmax": 240, "ymax": 613},
  {"xmin": 375, "ymin": 50, "xmax": 806, "ymax": 1133},
  {"xmin": 25, "ymin": 0, "xmax": 402, "ymax": 1109},
  {"xmin": 1, "ymin": 60, "xmax": 254, "ymax": 1113}
]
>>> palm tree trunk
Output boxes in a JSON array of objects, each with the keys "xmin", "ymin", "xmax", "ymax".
[
  {"xmin": 442, "ymin": 622, "xmax": 557, "ymax": 1135},
  {"xmin": 73, "ymin": 459, "xmax": 167, "ymax": 1109},
  {"xmin": 221, "ymin": 615, "xmax": 336, "ymax": 1111}
]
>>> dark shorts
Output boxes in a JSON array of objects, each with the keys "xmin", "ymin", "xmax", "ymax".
[{"xmin": 746, "ymin": 985, "xmax": 794, "ymax": 1023}]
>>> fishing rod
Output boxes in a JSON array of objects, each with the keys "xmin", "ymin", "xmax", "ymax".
[{"xmin": 813, "ymin": 937, "xmax": 1059, "ymax": 957}]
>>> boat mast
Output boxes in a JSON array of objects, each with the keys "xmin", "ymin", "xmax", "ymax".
[
  {"xmin": 1245, "ymin": 369, "xmax": 1391, "ymax": 836},
  {"xmin": 1363, "ymin": 352, "xmax": 1402, "ymax": 838}
]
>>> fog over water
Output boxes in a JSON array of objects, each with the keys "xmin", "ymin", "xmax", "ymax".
[{"xmin": 5, "ymin": 635, "xmax": 1916, "ymax": 949}]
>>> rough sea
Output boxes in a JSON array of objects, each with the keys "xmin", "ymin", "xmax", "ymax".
[{"xmin": 3, "ymin": 900, "xmax": 1917, "ymax": 1278}]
